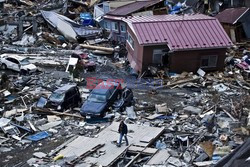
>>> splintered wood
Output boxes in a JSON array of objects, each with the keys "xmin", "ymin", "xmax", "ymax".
[{"xmin": 57, "ymin": 122, "xmax": 164, "ymax": 166}]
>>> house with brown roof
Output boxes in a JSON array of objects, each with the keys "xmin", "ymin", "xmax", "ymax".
[
  {"xmin": 124, "ymin": 14, "xmax": 233, "ymax": 74},
  {"xmin": 101, "ymin": 0, "xmax": 166, "ymax": 42},
  {"xmin": 215, "ymin": 7, "xmax": 250, "ymax": 42}
]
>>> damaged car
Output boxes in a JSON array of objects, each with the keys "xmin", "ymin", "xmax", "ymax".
[
  {"xmin": 113, "ymin": 88, "xmax": 134, "ymax": 112},
  {"xmin": 46, "ymin": 84, "xmax": 81, "ymax": 111},
  {"xmin": 0, "ymin": 54, "xmax": 37, "ymax": 74},
  {"xmin": 80, "ymin": 81, "xmax": 122, "ymax": 118}
]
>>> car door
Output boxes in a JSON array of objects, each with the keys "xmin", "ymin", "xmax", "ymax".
[
  {"xmin": 6, "ymin": 58, "xmax": 20, "ymax": 71},
  {"xmin": 108, "ymin": 87, "xmax": 116, "ymax": 103},
  {"xmin": 5, "ymin": 58, "xmax": 14, "ymax": 70},
  {"xmin": 64, "ymin": 90, "xmax": 72, "ymax": 109},
  {"xmin": 11, "ymin": 58, "xmax": 20, "ymax": 71}
]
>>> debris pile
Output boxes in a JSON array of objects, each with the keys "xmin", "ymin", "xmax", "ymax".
[{"xmin": 0, "ymin": 0, "xmax": 250, "ymax": 167}]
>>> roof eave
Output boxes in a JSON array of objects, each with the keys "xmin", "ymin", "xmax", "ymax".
[
  {"xmin": 140, "ymin": 43, "xmax": 232, "ymax": 51},
  {"xmin": 171, "ymin": 45, "xmax": 233, "ymax": 52},
  {"xmin": 233, "ymin": 8, "xmax": 250, "ymax": 24}
]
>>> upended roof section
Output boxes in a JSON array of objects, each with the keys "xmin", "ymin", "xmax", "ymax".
[
  {"xmin": 215, "ymin": 7, "xmax": 249, "ymax": 24},
  {"xmin": 107, "ymin": 0, "xmax": 162, "ymax": 16},
  {"xmin": 127, "ymin": 14, "xmax": 233, "ymax": 51}
]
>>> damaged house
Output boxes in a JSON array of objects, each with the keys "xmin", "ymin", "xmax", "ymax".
[
  {"xmin": 215, "ymin": 7, "xmax": 250, "ymax": 42},
  {"xmin": 100, "ymin": 0, "xmax": 166, "ymax": 42},
  {"xmin": 124, "ymin": 14, "xmax": 233, "ymax": 74}
]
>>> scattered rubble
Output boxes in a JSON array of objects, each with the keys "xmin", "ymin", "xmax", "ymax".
[{"xmin": 0, "ymin": 0, "xmax": 250, "ymax": 167}]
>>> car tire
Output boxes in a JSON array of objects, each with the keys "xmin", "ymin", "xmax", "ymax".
[{"xmin": 1, "ymin": 64, "xmax": 7, "ymax": 70}]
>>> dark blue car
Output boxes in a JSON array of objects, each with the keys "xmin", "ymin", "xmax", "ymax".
[{"xmin": 80, "ymin": 81, "xmax": 122, "ymax": 117}]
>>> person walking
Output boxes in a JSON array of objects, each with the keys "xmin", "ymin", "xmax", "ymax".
[{"xmin": 117, "ymin": 120, "xmax": 129, "ymax": 147}]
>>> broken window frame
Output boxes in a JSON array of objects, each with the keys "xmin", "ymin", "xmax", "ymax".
[
  {"xmin": 120, "ymin": 23, "xmax": 126, "ymax": 33},
  {"xmin": 200, "ymin": 55, "xmax": 218, "ymax": 68},
  {"xmin": 152, "ymin": 49, "xmax": 163, "ymax": 65},
  {"xmin": 112, "ymin": 22, "xmax": 118, "ymax": 32},
  {"xmin": 127, "ymin": 33, "xmax": 134, "ymax": 50},
  {"xmin": 104, "ymin": 21, "xmax": 111, "ymax": 30}
]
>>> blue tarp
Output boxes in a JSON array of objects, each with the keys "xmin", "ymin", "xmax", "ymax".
[
  {"xmin": 80, "ymin": 13, "xmax": 94, "ymax": 26},
  {"xmin": 26, "ymin": 131, "xmax": 50, "ymax": 141}
]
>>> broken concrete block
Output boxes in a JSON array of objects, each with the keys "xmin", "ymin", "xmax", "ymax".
[
  {"xmin": 0, "ymin": 118, "xmax": 11, "ymax": 128},
  {"xmin": 48, "ymin": 128, "xmax": 58, "ymax": 134},
  {"xmin": 33, "ymin": 152, "xmax": 47, "ymax": 159},
  {"xmin": 155, "ymin": 103, "xmax": 168, "ymax": 113},
  {"xmin": 38, "ymin": 120, "xmax": 62, "ymax": 131},
  {"xmin": 27, "ymin": 158, "xmax": 38, "ymax": 165},
  {"xmin": 194, "ymin": 152, "xmax": 209, "ymax": 162},
  {"xmin": 47, "ymin": 115, "xmax": 61, "ymax": 122},
  {"xmin": 183, "ymin": 151, "xmax": 192, "ymax": 163},
  {"xmin": 0, "ymin": 147, "xmax": 12, "ymax": 153},
  {"xmin": 126, "ymin": 106, "xmax": 136, "ymax": 119},
  {"xmin": 183, "ymin": 106, "xmax": 202, "ymax": 114},
  {"xmin": 167, "ymin": 157, "xmax": 182, "ymax": 167},
  {"xmin": 213, "ymin": 84, "xmax": 229, "ymax": 92}
]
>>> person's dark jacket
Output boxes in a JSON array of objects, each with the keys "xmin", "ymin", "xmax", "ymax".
[{"xmin": 118, "ymin": 123, "xmax": 127, "ymax": 135}]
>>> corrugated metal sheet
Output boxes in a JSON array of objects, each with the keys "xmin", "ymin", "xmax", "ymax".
[
  {"xmin": 126, "ymin": 14, "xmax": 232, "ymax": 51},
  {"xmin": 107, "ymin": 0, "xmax": 162, "ymax": 16},
  {"xmin": 215, "ymin": 7, "xmax": 249, "ymax": 24}
]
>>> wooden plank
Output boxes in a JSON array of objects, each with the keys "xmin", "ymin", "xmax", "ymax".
[
  {"xmin": 58, "ymin": 122, "xmax": 164, "ymax": 167},
  {"xmin": 142, "ymin": 147, "xmax": 158, "ymax": 154},
  {"xmin": 128, "ymin": 146, "xmax": 144, "ymax": 152},
  {"xmin": 89, "ymin": 122, "xmax": 164, "ymax": 166},
  {"xmin": 58, "ymin": 136, "xmax": 104, "ymax": 158},
  {"xmin": 147, "ymin": 149, "xmax": 170, "ymax": 165},
  {"xmin": 125, "ymin": 153, "xmax": 140, "ymax": 167},
  {"xmin": 48, "ymin": 135, "xmax": 78, "ymax": 157},
  {"xmin": 67, "ymin": 144, "xmax": 105, "ymax": 165},
  {"xmin": 140, "ymin": 136, "xmax": 153, "ymax": 143}
]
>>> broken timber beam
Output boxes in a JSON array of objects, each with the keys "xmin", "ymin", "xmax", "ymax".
[
  {"xmin": 154, "ymin": 77, "xmax": 200, "ymax": 90},
  {"xmin": 80, "ymin": 44, "xmax": 114, "ymax": 53},
  {"xmin": 34, "ymin": 108, "xmax": 83, "ymax": 119}
]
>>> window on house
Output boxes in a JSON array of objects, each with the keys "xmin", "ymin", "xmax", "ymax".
[
  {"xmin": 104, "ymin": 21, "xmax": 110, "ymax": 30},
  {"xmin": 153, "ymin": 49, "xmax": 163, "ymax": 65},
  {"xmin": 127, "ymin": 33, "xmax": 134, "ymax": 49},
  {"xmin": 201, "ymin": 55, "xmax": 218, "ymax": 68},
  {"xmin": 120, "ymin": 24, "xmax": 126, "ymax": 32},
  {"xmin": 112, "ymin": 22, "xmax": 118, "ymax": 31}
]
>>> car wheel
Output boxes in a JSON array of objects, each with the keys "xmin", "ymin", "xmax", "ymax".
[{"xmin": 1, "ymin": 64, "xmax": 7, "ymax": 70}]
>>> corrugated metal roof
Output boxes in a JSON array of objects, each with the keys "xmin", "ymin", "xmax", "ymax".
[
  {"xmin": 215, "ymin": 7, "xmax": 249, "ymax": 24},
  {"xmin": 125, "ymin": 14, "xmax": 232, "ymax": 51},
  {"xmin": 107, "ymin": 0, "xmax": 162, "ymax": 16}
]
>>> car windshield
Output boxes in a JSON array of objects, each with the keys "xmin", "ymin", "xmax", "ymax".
[
  {"xmin": 88, "ymin": 93, "xmax": 106, "ymax": 103},
  {"xmin": 20, "ymin": 58, "xmax": 30, "ymax": 65},
  {"xmin": 49, "ymin": 92, "xmax": 65, "ymax": 102}
]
